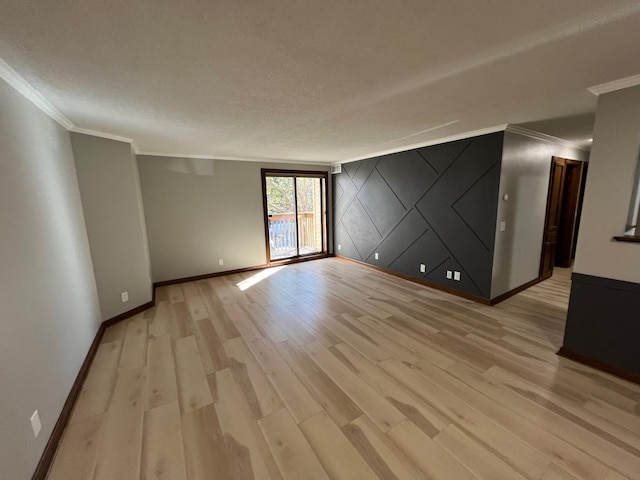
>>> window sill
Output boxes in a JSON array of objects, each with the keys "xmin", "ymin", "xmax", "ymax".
[{"xmin": 613, "ymin": 235, "xmax": 640, "ymax": 243}]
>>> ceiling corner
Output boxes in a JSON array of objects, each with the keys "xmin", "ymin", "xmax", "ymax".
[
  {"xmin": 0, "ymin": 57, "xmax": 74, "ymax": 130},
  {"xmin": 587, "ymin": 73, "xmax": 640, "ymax": 96}
]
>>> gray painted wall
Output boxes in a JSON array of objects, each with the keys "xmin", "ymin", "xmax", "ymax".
[
  {"xmin": 334, "ymin": 133, "xmax": 503, "ymax": 299},
  {"xmin": 137, "ymin": 156, "xmax": 330, "ymax": 282},
  {"xmin": 491, "ymin": 132, "xmax": 589, "ymax": 298},
  {"xmin": 71, "ymin": 133, "xmax": 153, "ymax": 320},
  {"xmin": 562, "ymin": 85, "xmax": 640, "ymax": 374},
  {"xmin": 0, "ymin": 80, "xmax": 101, "ymax": 479},
  {"xmin": 573, "ymin": 85, "xmax": 640, "ymax": 283}
]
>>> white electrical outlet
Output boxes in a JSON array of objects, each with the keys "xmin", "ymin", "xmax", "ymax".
[
  {"xmin": 121, "ymin": 291, "xmax": 129, "ymax": 303},
  {"xmin": 500, "ymin": 221, "xmax": 507, "ymax": 232},
  {"xmin": 30, "ymin": 410, "xmax": 41, "ymax": 438},
  {"xmin": 420, "ymin": 264, "xmax": 426, "ymax": 273},
  {"xmin": 338, "ymin": 244, "xmax": 341, "ymax": 250},
  {"xmin": 446, "ymin": 270, "xmax": 453, "ymax": 279},
  {"xmin": 454, "ymin": 271, "xmax": 461, "ymax": 281},
  {"xmin": 218, "ymin": 258, "xmax": 224, "ymax": 266},
  {"xmin": 374, "ymin": 252, "xmax": 379, "ymax": 260}
]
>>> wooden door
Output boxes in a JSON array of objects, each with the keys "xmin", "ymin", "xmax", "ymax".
[
  {"xmin": 555, "ymin": 160, "xmax": 584, "ymax": 267},
  {"xmin": 540, "ymin": 157, "xmax": 566, "ymax": 278}
]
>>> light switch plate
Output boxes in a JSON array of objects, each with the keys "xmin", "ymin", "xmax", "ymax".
[{"xmin": 500, "ymin": 221, "xmax": 506, "ymax": 232}]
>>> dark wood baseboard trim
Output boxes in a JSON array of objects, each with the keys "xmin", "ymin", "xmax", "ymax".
[
  {"xmin": 335, "ymin": 255, "xmax": 492, "ymax": 305},
  {"xmin": 336, "ymin": 257, "xmax": 549, "ymax": 306},
  {"xmin": 153, "ymin": 254, "xmax": 330, "ymax": 288},
  {"xmin": 33, "ymin": 255, "xmax": 337, "ymax": 479},
  {"xmin": 153, "ymin": 264, "xmax": 268, "ymax": 287},
  {"xmin": 31, "ymin": 322, "xmax": 107, "ymax": 480},
  {"xmin": 32, "ymin": 301, "xmax": 155, "ymax": 480},
  {"xmin": 557, "ymin": 347, "xmax": 640, "ymax": 386},
  {"xmin": 488, "ymin": 275, "xmax": 547, "ymax": 305},
  {"xmin": 103, "ymin": 300, "xmax": 155, "ymax": 328}
]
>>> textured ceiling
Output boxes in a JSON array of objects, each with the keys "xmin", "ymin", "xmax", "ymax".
[{"xmin": 1, "ymin": 1, "xmax": 640, "ymax": 163}]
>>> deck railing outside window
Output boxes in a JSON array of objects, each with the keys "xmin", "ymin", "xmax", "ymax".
[{"xmin": 268, "ymin": 213, "xmax": 318, "ymax": 258}]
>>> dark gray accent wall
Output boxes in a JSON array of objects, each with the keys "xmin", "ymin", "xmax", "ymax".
[
  {"xmin": 563, "ymin": 273, "xmax": 640, "ymax": 375},
  {"xmin": 334, "ymin": 132, "xmax": 503, "ymax": 298}
]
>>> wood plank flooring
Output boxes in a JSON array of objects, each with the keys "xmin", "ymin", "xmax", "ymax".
[{"xmin": 47, "ymin": 258, "xmax": 640, "ymax": 480}]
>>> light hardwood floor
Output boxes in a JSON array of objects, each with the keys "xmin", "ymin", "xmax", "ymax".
[{"xmin": 47, "ymin": 258, "xmax": 640, "ymax": 480}]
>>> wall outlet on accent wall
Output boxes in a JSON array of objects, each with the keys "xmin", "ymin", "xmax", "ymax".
[
  {"xmin": 338, "ymin": 244, "xmax": 341, "ymax": 250},
  {"xmin": 374, "ymin": 252, "xmax": 379, "ymax": 260},
  {"xmin": 30, "ymin": 410, "xmax": 41, "ymax": 438},
  {"xmin": 500, "ymin": 221, "xmax": 506, "ymax": 232},
  {"xmin": 218, "ymin": 258, "xmax": 224, "ymax": 266},
  {"xmin": 454, "ymin": 271, "xmax": 461, "ymax": 281},
  {"xmin": 446, "ymin": 270, "xmax": 453, "ymax": 279},
  {"xmin": 121, "ymin": 291, "xmax": 129, "ymax": 302},
  {"xmin": 420, "ymin": 264, "xmax": 426, "ymax": 273}
]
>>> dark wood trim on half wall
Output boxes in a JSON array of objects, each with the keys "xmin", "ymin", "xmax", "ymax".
[
  {"xmin": 558, "ymin": 347, "xmax": 640, "ymax": 386},
  {"xmin": 561, "ymin": 272, "xmax": 640, "ymax": 385},
  {"xmin": 613, "ymin": 235, "xmax": 640, "ymax": 243}
]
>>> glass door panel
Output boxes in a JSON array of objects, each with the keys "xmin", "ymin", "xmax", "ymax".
[
  {"xmin": 265, "ymin": 176, "xmax": 298, "ymax": 260},
  {"xmin": 296, "ymin": 177, "xmax": 323, "ymax": 255}
]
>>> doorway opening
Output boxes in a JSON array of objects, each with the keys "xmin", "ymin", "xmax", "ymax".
[
  {"xmin": 261, "ymin": 169, "xmax": 328, "ymax": 264},
  {"xmin": 540, "ymin": 157, "xmax": 588, "ymax": 278}
]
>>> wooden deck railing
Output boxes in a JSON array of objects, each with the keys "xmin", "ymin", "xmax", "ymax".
[{"xmin": 268, "ymin": 213, "xmax": 318, "ymax": 254}]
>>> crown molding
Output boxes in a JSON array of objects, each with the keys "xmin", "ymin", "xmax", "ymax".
[
  {"xmin": 340, "ymin": 124, "xmax": 509, "ymax": 164},
  {"xmin": 136, "ymin": 150, "xmax": 328, "ymax": 165},
  {"xmin": 0, "ymin": 56, "xmax": 586, "ymax": 165},
  {"xmin": 374, "ymin": 120, "xmax": 461, "ymax": 147},
  {"xmin": 0, "ymin": 57, "xmax": 74, "ymax": 130},
  {"xmin": 69, "ymin": 134, "xmax": 319, "ymax": 165},
  {"xmin": 505, "ymin": 125, "xmax": 590, "ymax": 152},
  {"xmin": 588, "ymin": 74, "xmax": 640, "ymax": 96},
  {"xmin": 70, "ymin": 126, "xmax": 139, "ymax": 151},
  {"xmin": 0, "ymin": 58, "xmax": 329, "ymax": 165}
]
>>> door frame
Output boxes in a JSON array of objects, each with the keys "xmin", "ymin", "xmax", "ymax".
[
  {"xmin": 539, "ymin": 156, "xmax": 586, "ymax": 277},
  {"xmin": 261, "ymin": 169, "xmax": 329, "ymax": 265},
  {"xmin": 556, "ymin": 159, "xmax": 585, "ymax": 267},
  {"xmin": 540, "ymin": 157, "xmax": 567, "ymax": 279}
]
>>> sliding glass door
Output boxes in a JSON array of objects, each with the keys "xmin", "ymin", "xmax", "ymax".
[
  {"xmin": 262, "ymin": 170, "xmax": 327, "ymax": 263},
  {"xmin": 265, "ymin": 175, "xmax": 298, "ymax": 260}
]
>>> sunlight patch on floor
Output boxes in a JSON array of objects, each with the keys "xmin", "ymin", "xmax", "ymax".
[{"xmin": 236, "ymin": 266, "xmax": 286, "ymax": 291}]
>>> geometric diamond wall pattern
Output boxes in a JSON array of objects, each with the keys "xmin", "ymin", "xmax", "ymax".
[{"xmin": 334, "ymin": 132, "xmax": 503, "ymax": 299}]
